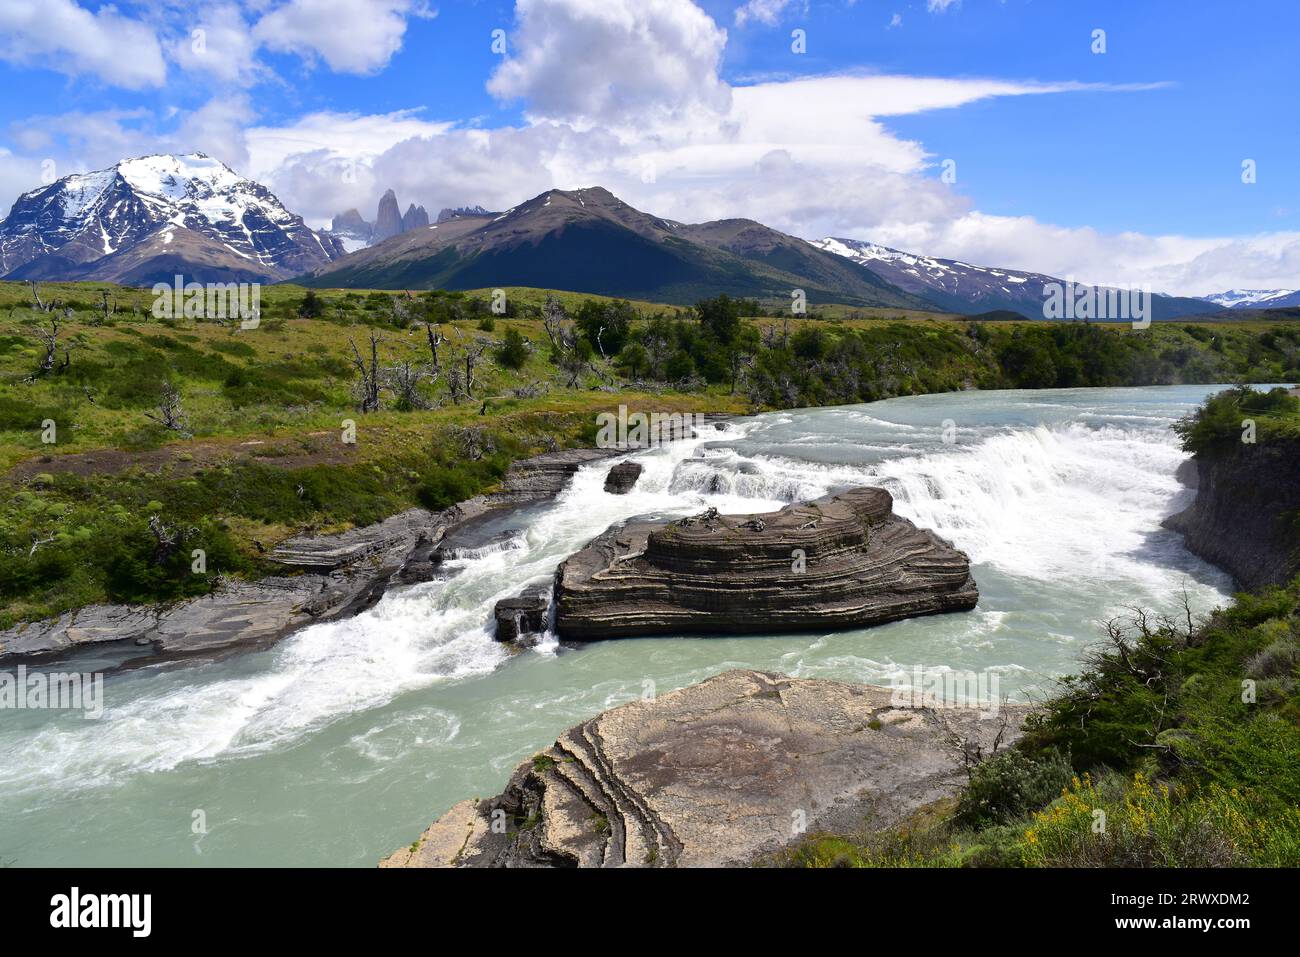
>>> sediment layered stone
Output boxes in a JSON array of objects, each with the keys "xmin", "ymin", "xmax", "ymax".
[
  {"xmin": 381, "ymin": 669, "xmax": 1024, "ymax": 868},
  {"xmin": 554, "ymin": 487, "xmax": 978, "ymax": 639}
]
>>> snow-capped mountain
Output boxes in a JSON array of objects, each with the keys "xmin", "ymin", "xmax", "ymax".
[
  {"xmin": 1202, "ymin": 288, "xmax": 1300, "ymax": 310},
  {"xmin": 811, "ymin": 237, "xmax": 1222, "ymax": 321},
  {"xmin": 0, "ymin": 153, "xmax": 344, "ymax": 283}
]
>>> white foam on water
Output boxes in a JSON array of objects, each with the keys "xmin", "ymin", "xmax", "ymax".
[{"xmin": 0, "ymin": 425, "xmax": 777, "ymax": 794}]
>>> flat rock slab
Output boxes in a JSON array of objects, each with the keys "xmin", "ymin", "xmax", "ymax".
[
  {"xmin": 555, "ymin": 486, "xmax": 978, "ymax": 639},
  {"xmin": 383, "ymin": 670, "xmax": 1023, "ymax": 868}
]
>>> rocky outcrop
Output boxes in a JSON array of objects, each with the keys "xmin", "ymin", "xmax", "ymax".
[
  {"xmin": 402, "ymin": 204, "xmax": 430, "ymax": 232},
  {"xmin": 554, "ymin": 487, "xmax": 978, "ymax": 639},
  {"xmin": 493, "ymin": 584, "xmax": 552, "ymax": 644},
  {"xmin": 382, "ymin": 669, "xmax": 1023, "ymax": 868},
  {"xmin": 0, "ymin": 447, "xmax": 625, "ymax": 664},
  {"xmin": 373, "ymin": 189, "xmax": 404, "ymax": 243},
  {"xmin": 486, "ymin": 448, "xmax": 622, "ymax": 505},
  {"xmin": 1164, "ymin": 440, "xmax": 1300, "ymax": 590},
  {"xmin": 603, "ymin": 461, "xmax": 642, "ymax": 494},
  {"xmin": 0, "ymin": 510, "xmax": 438, "ymax": 662},
  {"xmin": 436, "ymin": 205, "xmax": 493, "ymax": 223}
]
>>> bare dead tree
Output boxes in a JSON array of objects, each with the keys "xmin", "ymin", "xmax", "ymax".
[
  {"xmin": 144, "ymin": 382, "xmax": 191, "ymax": 436},
  {"xmin": 445, "ymin": 366, "xmax": 464, "ymax": 405},
  {"xmin": 26, "ymin": 314, "xmax": 70, "ymax": 380},
  {"xmin": 28, "ymin": 532, "xmax": 56, "ymax": 556},
  {"xmin": 95, "ymin": 289, "xmax": 116, "ymax": 326},
  {"xmin": 348, "ymin": 333, "xmax": 382, "ymax": 413},
  {"xmin": 386, "ymin": 359, "xmax": 438, "ymax": 410},
  {"xmin": 729, "ymin": 349, "xmax": 755, "ymax": 395},
  {"xmin": 390, "ymin": 293, "xmax": 417, "ymax": 328},
  {"xmin": 452, "ymin": 425, "xmax": 495, "ymax": 461},
  {"xmin": 424, "ymin": 321, "xmax": 447, "ymax": 368},
  {"xmin": 558, "ymin": 348, "xmax": 587, "ymax": 389},
  {"xmin": 541, "ymin": 294, "xmax": 571, "ymax": 354},
  {"xmin": 27, "ymin": 280, "xmax": 44, "ymax": 312},
  {"xmin": 463, "ymin": 337, "xmax": 490, "ymax": 399},
  {"xmin": 147, "ymin": 514, "xmax": 180, "ymax": 565}
]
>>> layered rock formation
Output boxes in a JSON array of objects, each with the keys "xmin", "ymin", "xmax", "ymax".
[
  {"xmin": 555, "ymin": 487, "xmax": 977, "ymax": 639},
  {"xmin": 493, "ymin": 584, "xmax": 552, "ymax": 644},
  {"xmin": 382, "ymin": 669, "xmax": 1022, "ymax": 868}
]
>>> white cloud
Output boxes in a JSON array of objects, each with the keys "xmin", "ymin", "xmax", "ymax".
[
  {"xmin": 734, "ymin": 0, "xmax": 801, "ymax": 27},
  {"xmin": 254, "ymin": 0, "xmax": 433, "ymax": 75},
  {"xmin": 0, "ymin": 96, "xmax": 254, "ymax": 198},
  {"xmin": 488, "ymin": 0, "xmax": 731, "ymax": 128},
  {"xmin": 927, "ymin": 0, "xmax": 960, "ymax": 12},
  {"xmin": 245, "ymin": 109, "xmax": 455, "ymax": 180},
  {"xmin": 0, "ymin": 0, "xmax": 167, "ymax": 89},
  {"xmin": 171, "ymin": 4, "xmax": 263, "ymax": 86},
  {"xmin": 862, "ymin": 212, "xmax": 1300, "ymax": 297}
]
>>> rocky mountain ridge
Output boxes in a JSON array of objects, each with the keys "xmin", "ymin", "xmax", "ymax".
[{"xmin": 0, "ymin": 153, "xmax": 343, "ymax": 284}]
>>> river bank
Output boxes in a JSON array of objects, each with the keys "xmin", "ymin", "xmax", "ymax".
[{"xmin": 0, "ymin": 446, "xmax": 632, "ymax": 664}]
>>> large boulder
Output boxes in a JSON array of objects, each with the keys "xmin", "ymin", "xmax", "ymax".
[
  {"xmin": 493, "ymin": 584, "xmax": 552, "ymax": 644},
  {"xmin": 382, "ymin": 669, "xmax": 1023, "ymax": 868},
  {"xmin": 554, "ymin": 487, "xmax": 977, "ymax": 639},
  {"xmin": 603, "ymin": 461, "xmax": 643, "ymax": 494}
]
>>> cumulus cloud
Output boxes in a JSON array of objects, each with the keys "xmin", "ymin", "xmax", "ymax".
[
  {"xmin": 0, "ymin": 0, "xmax": 167, "ymax": 89},
  {"xmin": 253, "ymin": 0, "xmax": 433, "ymax": 75},
  {"xmin": 170, "ymin": 4, "xmax": 263, "ymax": 86},
  {"xmin": 1, "ymin": 96, "xmax": 254, "ymax": 202},
  {"xmin": 488, "ymin": 0, "xmax": 731, "ymax": 128}
]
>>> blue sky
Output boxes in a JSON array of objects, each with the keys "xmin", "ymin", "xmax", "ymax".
[{"xmin": 0, "ymin": 0, "xmax": 1297, "ymax": 293}]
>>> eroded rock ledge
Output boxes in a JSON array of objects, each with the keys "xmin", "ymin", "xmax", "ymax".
[
  {"xmin": 554, "ymin": 487, "xmax": 978, "ymax": 639},
  {"xmin": 0, "ymin": 448, "xmax": 623, "ymax": 663},
  {"xmin": 382, "ymin": 670, "xmax": 1023, "ymax": 868}
]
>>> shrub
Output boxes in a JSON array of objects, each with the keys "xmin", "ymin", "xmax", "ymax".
[
  {"xmin": 1020, "ymin": 772, "xmax": 1300, "ymax": 867},
  {"xmin": 298, "ymin": 290, "xmax": 325, "ymax": 318},
  {"xmin": 495, "ymin": 328, "xmax": 529, "ymax": 370},
  {"xmin": 955, "ymin": 747, "xmax": 1074, "ymax": 828}
]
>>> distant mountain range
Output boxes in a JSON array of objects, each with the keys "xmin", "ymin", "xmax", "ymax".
[
  {"xmin": 810, "ymin": 238, "xmax": 1223, "ymax": 322},
  {"xmin": 1202, "ymin": 288, "xmax": 1300, "ymax": 310},
  {"xmin": 0, "ymin": 153, "xmax": 342, "ymax": 284},
  {"xmin": 1, "ymin": 152, "xmax": 1288, "ymax": 321},
  {"xmin": 301, "ymin": 186, "xmax": 932, "ymax": 309}
]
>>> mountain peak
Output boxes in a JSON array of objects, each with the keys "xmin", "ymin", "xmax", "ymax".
[
  {"xmin": 0, "ymin": 153, "xmax": 342, "ymax": 283},
  {"xmin": 812, "ymin": 236, "xmax": 1221, "ymax": 321}
]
